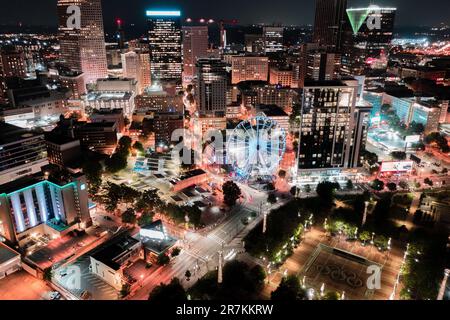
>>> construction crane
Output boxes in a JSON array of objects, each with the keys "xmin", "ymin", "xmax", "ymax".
[{"xmin": 184, "ymin": 18, "xmax": 238, "ymax": 48}]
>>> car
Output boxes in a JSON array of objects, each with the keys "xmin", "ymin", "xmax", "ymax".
[
  {"xmin": 59, "ymin": 269, "xmax": 68, "ymax": 277},
  {"xmin": 77, "ymin": 242, "xmax": 86, "ymax": 247},
  {"xmin": 49, "ymin": 291, "xmax": 61, "ymax": 300},
  {"xmin": 103, "ymin": 216, "xmax": 113, "ymax": 221},
  {"xmin": 93, "ymin": 225, "xmax": 100, "ymax": 229}
]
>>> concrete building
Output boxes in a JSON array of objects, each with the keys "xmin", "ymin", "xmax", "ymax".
[
  {"xmin": 147, "ymin": 10, "xmax": 182, "ymax": 83},
  {"xmin": 84, "ymin": 91, "xmax": 135, "ymax": 118},
  {"xmin": 171, "ymin": 169, "xmax": 208, "ymax": 192},
  {"xmin": 57, "ymin": 0, "xmax": 108, "ymax": 83},
  {"xmin": 263, "ymin": 26, "xmax": 284, "ymax": 53},
  {"xmin": 196, "ymin": 58, "xmax": 228, "ymax": 115},
  {"xmin": 313, "ymin": 0, "xmax": 347, "ymax": 50},
  {"xmin": 96, "ymin": 78, "xmax": 138, "ymax": 93},
  {"xmin": 90, "ymin": 234, "xmax": 141, "ymax": 290},
  {"xmin": 45, "ymin": 134, "xmax": 82, "ymax": 167},
  {"xmin": 59, "ymin": 70, "xmax": 86, "ymax": 100},
  {"xmin": 90, "ymin": 108, "xmax": 126, "ymax": 133},
  {"xmin": 182, "ymin": 25, "xmax": 209, "ymax": 85},
  {"xmin": 0, "ymin": 172, "xmax": 91, "ymax": 246},
  {"xmin": 269, "ymin": 67, "xmax": 294, "ymax": 88},
  {"xmin": 297, "ymin": 80, "xmax": 357, "ymax": 171},
  {"xmin": 0, "ymin": 123, "xmax": 48, "ymax": 185},
  {"xmin": 121, "ymin": 51, "xmax": 151, "ymax": 93},
  {"xmin": 256, "ymin": 104, "xmax": 290, "ymax": 132},
  {"xmin": 0, "ymin": 47, "xmax": 26, "ymax": 78},
  {"xmin": 0, "ymin": 243, "xmax": 21, "ymax": 279},
  {"xmin": 231, "ymin": 56, "xmax": 269, "ymax": 84}
]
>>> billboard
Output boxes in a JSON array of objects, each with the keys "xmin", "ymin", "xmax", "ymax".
[{"xmin": 380, "ymin": 161, "xmax": 414, "ymax": 173}]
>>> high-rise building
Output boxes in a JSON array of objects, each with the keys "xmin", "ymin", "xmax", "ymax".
[
  {"xmin": 313, "ymin": 0, "xmax": 348, "ymax": 51},
  {"xmin": 196, "ymin": 58, "xmax": 228, "ymax": 115},
  {"xmin": 297, "ymin": 80, "xmax": 357, "ymax": 171},
  {"xmin": 341, "ymin": 6, "xmax": 396, "ymax": 76},
  {"xmin": 0, "ymin": 123, "xmax": 48, "ymax": 185},
  {"xmin": 0, "ymin": 172, "xmax": 91, "ymax": 246},
  {"xmin": 306, "ymin": 51, "xmax": 341, "ymax": 81},
  {"xmin": 57, "ymin": 0, "xmax": 108, "ymax": 84},
  {"xmin": 182, "ymin": 25, "xmax": 209, "ymax": 85},
  {"xmin": 147, "ymin": 10, "xmax": 182, "ymax": 83},
  {"xmin": 0, "ymin": 47, "xmax": 27, "ymax": 78},
  {"xmin": 231, "ymin": 56, "xmax": 269, "ymax": 84},
  {"xmin": 263, "ymin": 26, "xmax": 284, "ymax": 53}
]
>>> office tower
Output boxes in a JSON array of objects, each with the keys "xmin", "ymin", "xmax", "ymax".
[
  {"xmin": 138, "ymin": 51, "xmax": 152, "ymax": 92},
  {"xmin": 297, "ymin": 80, "xmax": 357, "ymax": 171},
  {"xmin": 269, "ymin": 67, "xmax": 294, "ymax": 87},
  {"xmin": 0, "ymin": 47, "xmax": 27, "ymax": 78},
  {"xmin": 196, "ymin": 58, "xmax": 228, "ymax": 115},
  {"xmin": 57, "ymin": 0, "xmax": 108, "ymax": 84},
  {"xmin": 313, "ymin": 0, "xmax": 347, "ymax": 51},
  {"xmin": 59, "ymin": 70, "xmax": 86, "ymax": 100},
  {"xmin": 182, "ymin": 25, "xmax": 209, "ymax": 85},
  {"xmin": 147, "ymin": 10, "xmax": 182, "ymax": 83},
  {"xmin": 306, "ymin": 51, "xmax": 341, "ymax": 81},
  {"xmin": 121, "ymin": 51, "xmax": 140, "ymax": 79},
  {"xmin": 263, "ymin": 26, "xmax": 284, "ymax": 53},
  {"xmin": 0, "ymin": 172, "xmax": 91, "ymax": 245},
  {"xmin": 0, "ymin": 47, "xmax": 27, "ymax": 103},
  {"xmin": 341, "ymin": 6, "xmax": 396, "ymax": 76},
  {"xmin": 231, "ymin": 56, "xmax": 269, "ymax": 84},
  {"xmin": 0, "ymin": 123, "xmax": 48, "ymax": 185}
]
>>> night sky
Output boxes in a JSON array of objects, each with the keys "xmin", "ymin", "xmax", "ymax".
[{"xmin": 0, "ymin": 0, "xmax": 448, "ymax": 27}]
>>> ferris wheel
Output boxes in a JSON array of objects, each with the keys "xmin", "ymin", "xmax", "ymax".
[{"xmin": 226, "ymin": 114, "xmax": 286, "ymax": 180}]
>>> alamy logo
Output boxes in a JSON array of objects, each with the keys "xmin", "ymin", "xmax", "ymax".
[
  {"xmin": 366, "ymin": 265, "xmax": 381, "ymax": 290},
  {"xmin": 66, "ymin": 5, "xmax": 81, "ymax": 29},
  {"xmin": 347, "ymin": 5, "xmax": 382, "ymax": 34}
]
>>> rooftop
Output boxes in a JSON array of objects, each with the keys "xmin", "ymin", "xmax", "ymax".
[
  {"xmin": 0, "ymin": 122, "xmax": 43, "ymax": 146},
  {"xmin": 91, "ymin": 234, "xmax": 140, "ymax": 271},
  {"xmin": 0, "ymin": 242, "xmax": 19, "ymax": 265}
]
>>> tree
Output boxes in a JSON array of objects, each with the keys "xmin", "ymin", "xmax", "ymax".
[
  {"xmin": 399, "ymin": 180, "xmax": 409, "ymax": 190},
  {"xmin": 133, "ymin": 141, "xmax": 145, "ymax": 154},
  {"xmin": 304, "ymin": 184, "xmax": 311, "ymax": 193},
  {"xmin": 171, "ymin": 247, "xmax": 181, "ymax": 258},
  {"xmin": 249, "ymin": 265, "xmax": 266, "ymax": 291},
  {"xmin": 316, "ymin": 181, "xmax": 340, "ymax": 205},
  {"xmin": 359, "ymin": 231, "xmax": 371, "ymax": 244},
  {"xmin": 271, "ymin": 275, "xmax": 305, "ymax": 300},
  {"xmin": 148, "ymin": 278, "xmax": 187, "ymax": 301},
  {"xmin": 43, "ymin": 267, "xmax": 53, "ymax": 282},
  {"xmin": 371, "ymin": 179, "xmax": 384, "ymax": 191},
  {"xmin": 424, "ymin": 178, "xmax": 433, "ymax": 186},
  {"xmin": 222, "ymin": 181, "xmax": 242, "ymax": 207},
  {"xmin": 121, "ymin": 208, "xmax": 137, "ymax": 224},
  {"xmin": 138, "ymin": 211, "xmax": 154, "ymax": 226},
  {"xmin": 390, "ymin": 151, "xmax": 407, "ymax": 161},
  {"xmin": 82, "ymin": 160, "xmax": 103, "ymax": 196},
  {"xmin": 386, "ymin": 182, "xmax": 397, "ymax": 191},
  {"xmin": 117, "ymin": 136, "xmax": 132, "ymax": 155},
  {"xmin": 267, "ymin": 193, "xmax": 277, "ymax": 204},
  {"xmin": 157, "ymin": 253, "xmax": 170, "ymax": 266},
  {"xmin": 185, "ymin": 270, "xmax": 192, "ymax": 281},
  {"xmin": 322, "ymin": 291, "xmax": 341, "ymax": 300},
  {"xmin": 120, "ymin": 284, "xmax": 131, "ymax": 298},
  {"xmin": 346, "ymin": 179, "xmax": 354, "ymax": 190},
  {"xmin": 105, "ymin": 152, "xmax": 128, "ymax": 173},
  {"xmin": 424, "ymin": 132, "xmax": 450, "ymax": 153}
]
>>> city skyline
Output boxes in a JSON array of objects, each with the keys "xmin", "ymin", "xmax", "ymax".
[{"xmin": 1, "ymin": 0, "xmax": 449, "ymax": 28}]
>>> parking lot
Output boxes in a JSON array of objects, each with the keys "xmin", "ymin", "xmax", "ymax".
[{"xmin": 0, "ymin": 271, "xmax": 51, "ymax": 300}]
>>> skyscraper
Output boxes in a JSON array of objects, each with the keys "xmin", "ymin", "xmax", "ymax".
[
  {"xmin": 297, "ymin": 80, "xmax": 357, "ymax": 171},
  {"xmin": 313, "ymin": 0, "xmax": 348, "ymax": 51},
  {"xmin": 182, "ymin": 25, "xmax": 209, "ymax": 85},
  {"xmin": 231, "ymin": 56, "xmax": 269, "ymax": 84},
  {"xmin": 147, "ymin": 10, "xmax": 182, "ymax": 83},
  {"xmin": 57, "ymin": 0, "xmax": 108, "ymax": 84},
  {"xmin": 196, "ymin": 58, "xmax": 228, "ymax": 115},
  {"xmin": 121, "ymin": 51, "xmax": 151, "ymax": 93},
  {"xmin": 341, "ymin": 6, "xmax": 396, "ymax": 76}
]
